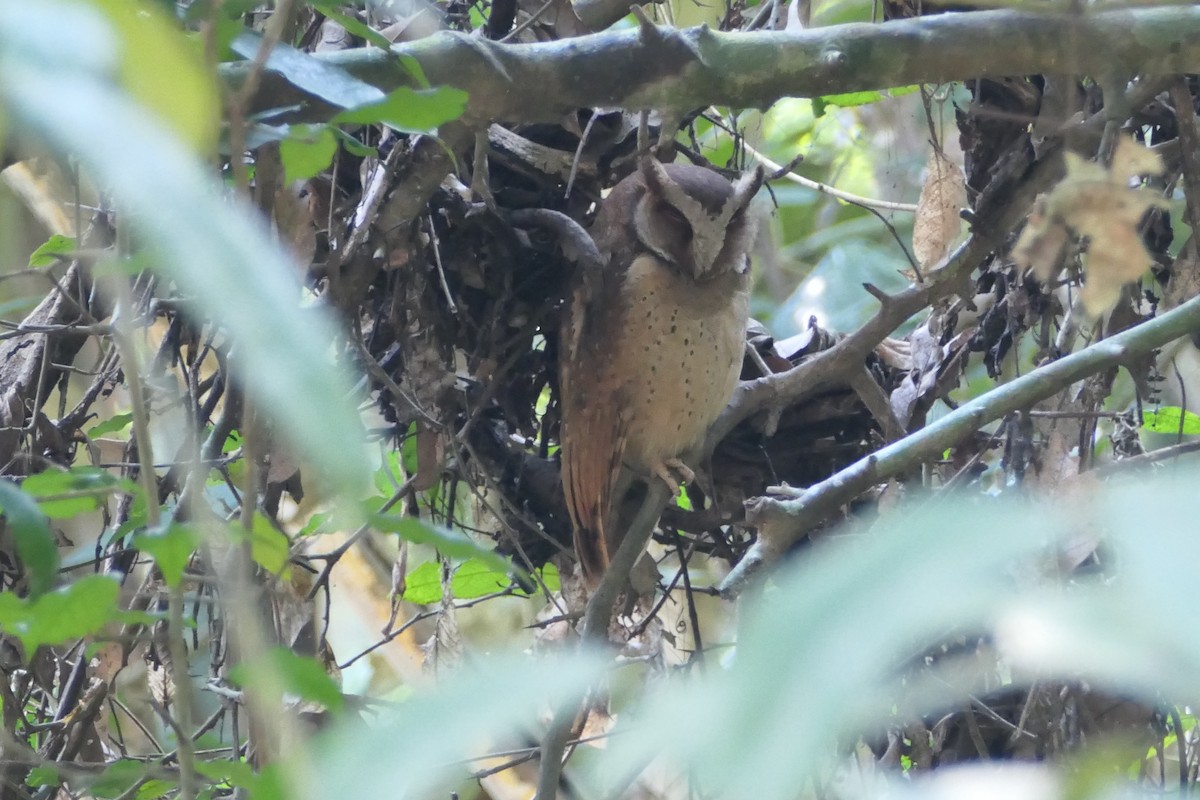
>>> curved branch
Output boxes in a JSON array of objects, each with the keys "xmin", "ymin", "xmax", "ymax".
[
  {"xmin": 225, "ymin": 8, "xmax": 1200, "ymax": 124},
  {"xmin": 719, "ymin": 291, "xmax": 1200, "ymax": 597}
]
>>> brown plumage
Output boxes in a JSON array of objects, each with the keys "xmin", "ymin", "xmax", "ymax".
[{"xmin": 559, "ymin": 158, "xmax": 763, "ymax": 585}]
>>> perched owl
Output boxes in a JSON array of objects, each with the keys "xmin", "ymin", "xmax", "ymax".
[{"xmin": 560, "ymin": 158, "xmax": 763, "ymax": 585}]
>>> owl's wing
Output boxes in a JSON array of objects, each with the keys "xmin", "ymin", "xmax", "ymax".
[{"xmin": 560, "ymin": 276, "xmax": 628, "ymax": 586}]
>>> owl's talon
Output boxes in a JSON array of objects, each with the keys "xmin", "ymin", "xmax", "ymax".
[{"xmin": 652, "ymin": 458, "xmax": 695, "ymax": 494}]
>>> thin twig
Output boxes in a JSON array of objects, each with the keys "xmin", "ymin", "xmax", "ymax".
[{"xmin": 742, "ymin": 140, "xmax": 919, "ymax": 213}]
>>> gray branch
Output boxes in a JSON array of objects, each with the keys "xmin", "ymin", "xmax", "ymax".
[{"xmin": 225, "ymin": 8, "xmax": 1200, "ymax": 124}]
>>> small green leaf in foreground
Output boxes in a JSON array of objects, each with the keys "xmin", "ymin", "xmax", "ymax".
[
  {"xmin": 280, "ymin": 124, "xmax": 337, "ymax": 183},
  {"xmin": 333, "ymin": 86, "xmax": 468, "ymax": 134},
  {"xmin": 132, "ymin": 523, "xmax": 200, "ymax": 588},
  {"xmin": 28, "ymin": 234, "xmax": 76, "ymax": 267},
  {"xmin": 402, "ymin": 557, "xmax": 509, "ymax": 604},
  {"xmin": 0, "ymin": 575, "xmax": 122, "ymax": 651},
  {"xmin": 0, "ymin": 479, "xmax": 57, "ymax": 596},
  {"xmin": 371, "ymin": 514, "xmax": 507, "ymax": 571},
  {"xmin": 1142, "ymin": 406, "xmax": 1200, "ymax": 435},
  {"xmin": 230, "ymin": 647, "xmax": 344, "ymax": 713}
]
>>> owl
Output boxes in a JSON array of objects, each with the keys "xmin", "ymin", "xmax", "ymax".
[{"xmin": 559, "ymin": 158, "xmax": 763, "ymax": 585}]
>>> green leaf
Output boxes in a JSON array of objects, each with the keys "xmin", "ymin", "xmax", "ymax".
[
  {"xmin": 88, "ymin": 412, "xmax": 133, "ymax": 437},
  {"xmin": 448, "ymin": 558, "xmax": 508, "ymax": 599},
  {"xmin": 1141, "ymin": 406, "xmax": 1200, "ymax": 435},
  {"xmin": 813, "ymin": 85, "xmax": 919, "ymax": 117},
  {"xmin": 193, "ymin": 758, "xmax": 256, "ymax": 789},
  {"xmin": 88, "ymin": 0, "xmax": 221, "ymax": 153},
  {"xmin": 332, "ymin": 86, "xmax": 468, "ymax": 134},
  {"xmin": 25, "ymin": 765, "xmax": 60, "ymax": 788},
  {"xmin": 538, "ymin": 562, "xmax": 560, "ymax": 593},
  {"xmin": 0, "ymin": 575, "xmax": 122, "ymax": 652},
  {"xmin": 373, "ymin": 450, "xmax": 406, "ymax": 497},
  {"xmin": 28, "ymin": 234, "xmax": 76, "ymax": 267},
  {"xmin": 402, "ymin": 561, "xmax": 441, "ymax": 604},
  {"xmin": 371, "ymin": 514, "xmax": 507, "ymax": 571},
  {"xmin": 87, "ymin": 759, "xmax": 146, "ymax": 799},
  {"xmin": 247, "ymin": 513, "xmax": 291, "ymax": 576},
  {"xmin": 0, "ymin": 480, "xmax": 56, "ymax": 596},
  {"xmin": 280, "ymin": 124, "xmax": 337, "ymax": 183},
  {"xmin": 400, "ymin": 421, "xmax": 420, "ymax": 476},
  {"xmin": 0, "ymin": 5, "xmax": 370, "ymax": 500},
  {"xmin": 230, "ymin": 647, "xmax": 344, "ymax": 713},
  {"xmin": 332, "ymin": 129, "xmax": 376, "ymax": 158},
  {"xmin": 134, "ymin": 779, "xmax": 176, "ymax": 800},
  {"xmin": 306, "ymin": 1, "xmax": 394, "ymax": 49},
  {"xmin": 132, "ymin": 523, "xmax": 200, "ymax": 588},
  {"xmin": 22, "ymin": 467, "xmax": 137, "ymax": 519},
  {"xmin": 230, "ymin": 31, "xmax": 384, "ymax": 110},
  {"xmin": 402, "ymin": 558, "xmax": 510, "ymax": 603}
]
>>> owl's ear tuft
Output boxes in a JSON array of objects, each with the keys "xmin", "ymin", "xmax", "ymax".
[
  {"xmin": 639, "ymin": 157, "xmax": 675, "ymax": 196},
  {"xmin": 730, "ymin": 165, "xmax": 765, "ymax": 212}
]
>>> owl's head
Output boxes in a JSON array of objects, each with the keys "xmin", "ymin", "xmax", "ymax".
[{"xmin": 632, "ymin": 159, "xmax": 764, "ymax": 281}]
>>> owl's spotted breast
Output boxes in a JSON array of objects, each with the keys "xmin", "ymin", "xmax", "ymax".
[{"xmin": 618, "ymin": 254, "xmax": 749, "ymax": 473}]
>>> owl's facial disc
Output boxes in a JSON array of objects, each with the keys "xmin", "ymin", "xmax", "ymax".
[{"xmin": 638, "ymin": 159, "xmax": 764, "ymax": 280}]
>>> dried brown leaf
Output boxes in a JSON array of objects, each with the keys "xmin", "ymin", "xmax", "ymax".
[
  {"xmin": 1012, "ymin": 197, "xmax": 1069, "ymax": 280},
  {"xmin": 1080, "ymin": 225, "xmax": 1154, "ymax": 316},
  {"xmin": 1018, "ymin": 137, "xmax": 1168, "ymax": 316},
  {"xmin": 912, "ymin": 148, "xmax": 966, "ymax": 269},
  {"xmin": 1109, "ymin": 135, "xmax": 1165, "ymax": 185}
]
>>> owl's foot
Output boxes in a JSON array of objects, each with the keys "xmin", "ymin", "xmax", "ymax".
[{"xmin": 651, "ymin": 458, "xmax": 695, "ymax": 495}]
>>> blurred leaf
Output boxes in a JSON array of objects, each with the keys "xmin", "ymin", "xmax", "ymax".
[
  {"xmin": 25, "ymin": 765, "xmax": 59, "ymax": 788},
  {"xmin": 0, "ymin": 4, "xmax": 370, "ymax": 499},
  {"xmin": 372, "ymin": 515, "xmax": 507, "ymax": 571},
  {"xmin": 595, "ymin": 500, "xmax": 1058, "ymax": 799},
  {"xmin": 132, "ymin": 523, "xmax": 200, "ymax": 588},
  {"xmin": 1141, "ymin": 406, "xmax": 1200, "ymax": 435},
  {"xmin": 87, "ymin": 759, "xmax": 147, "ymax": 799},
  {"xmin": 280, "ymin": 124, "xmax": 337, "ymax": 182},
  {"xmin": 307, "ymin": 1, "xmax": 393, "ymax": 49},
  {"xmin": 194, "ymin": 759, "xmax": 256, "ymax": 789},
  {"xmin": 90, "ymin": 0, "xmax": 220, "ymax": 153},
  {"xmin": 231, "ymin": 647, "xmax": 344, "ymax": 713},
  {"xmin": 0, "ymin": 479, "xmax": 57, "ymax": 596},
  {"xmin": 28, "ymin": 233, "xmax": 75, "ymax": 267},
  {"xmin": 22, "ymin": 467, "xmax": 136, "ymax": 519},
  {"xmin": 0, "ymin": 575, "xmax": 122, "ymax": 652},
  {"xmin": 373, "ymin": 450, "xmax": 406, "ymax": 497},
  {"xmin": 134, "ymin": 779, "xmax": 176, "ymax": 800},
  {"xmin": 333, "ymin": 130, "xmax": 376, "ymax": 157},
  {"xmin": 88, "ymin": 412, "xmax": 133, "ymax": 438},
  {"xmin": 184, "ymin": 0, "xmax": 258, "ymax": 60},
  {"xmin": 231, "ymin": 31, "xmax": 384, "ymax": 109},
  {"xmin": 595, "ymin": 474, "xmax": 1200, "ymax": 798},
  {"xmin": 332, "ymin": 86, "xmax": 468, "ymax": 134},
  {"xmin": 300, "ymin": 654, "xmax": 605, "ymax": 800},
  {"xmin": 246, "ymin": 513, "xmax": 291, "ymax": 576}
]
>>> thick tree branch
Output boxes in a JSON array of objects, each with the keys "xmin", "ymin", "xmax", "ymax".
[
  {"xmin": 225, "ymin": 9, "xmax": 1200, "ymax": 125},
  {"xmin": 718, "ymin": 291, "xmax": 1200, "ymax": 597}
]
